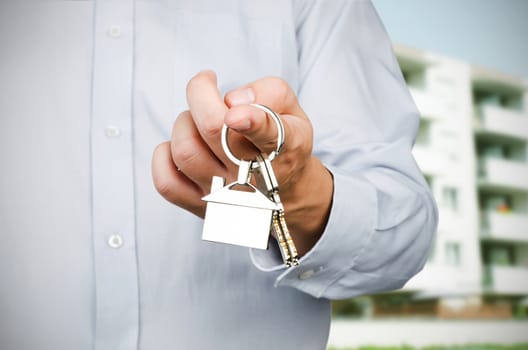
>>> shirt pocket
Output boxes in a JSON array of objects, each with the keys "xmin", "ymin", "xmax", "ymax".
[{"xmin": 171, "ymin": 10, "xmax": 284, "ymax": 94}]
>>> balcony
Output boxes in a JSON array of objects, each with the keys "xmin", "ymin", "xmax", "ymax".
[
  {"xmin": 478, "ymin": 157, "xmax": 528, "ymax": 191},
  {"xmin": 484, "ymin": 265, "xmax": 528, "ymax": 295},
  {"xmin": 476, "ymin": 104, "xmax": 528, "ymax": 140},
  {"xmin": 413, "ymin": 145, "xmax": 449, "ymax": 176},
  {"xmin": 409, "ymin": 87, "xmax": 446, "ymax": 120},
  {"xmin": 481, "ymin": 211, "xmax": 528, "ymax": 243},
  {"xmin": 405, "ymin": 264, "xmax": 461, "ymax": 292}
]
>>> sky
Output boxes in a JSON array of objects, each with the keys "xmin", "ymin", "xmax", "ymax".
[{"xmin": 372, "ymin": 0, "xmax": 528, "ymax": 80}]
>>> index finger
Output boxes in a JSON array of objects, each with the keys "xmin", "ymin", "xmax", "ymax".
[{"xmin": 185, "ymin": 70, "xmax": 235, "ymax": 166}]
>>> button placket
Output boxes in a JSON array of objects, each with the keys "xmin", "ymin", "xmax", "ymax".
[{"xmin": 90, "ymin": 2, "xmax": 139, "ymax": 348}]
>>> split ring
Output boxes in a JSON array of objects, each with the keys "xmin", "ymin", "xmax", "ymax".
[{"xmin": 221, "ymin": 103, "xmax": 285, "ymax": 167}]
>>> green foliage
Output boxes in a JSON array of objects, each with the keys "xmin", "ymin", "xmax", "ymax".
[
  {"xmin": 327, "ymin": 344, "xmax": 528, "ymax": 350},
  {"xmin": 331, "ymin": 297, "xmax": 370, "ymax": 317}
]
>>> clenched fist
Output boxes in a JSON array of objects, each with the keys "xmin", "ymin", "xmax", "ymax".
[{"xmin": 152, "ymin": 70, "xmax": 333, "ymax": 256}]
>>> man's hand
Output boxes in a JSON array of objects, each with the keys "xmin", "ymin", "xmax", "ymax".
[{"xmin": 152, "ymin": 70, "xmax": 333, "ymax": 256}]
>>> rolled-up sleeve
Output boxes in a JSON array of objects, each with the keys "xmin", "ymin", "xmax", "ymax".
[{"xmin": 250, "ymin": 0, "xmax": 438, "ymax": 299}]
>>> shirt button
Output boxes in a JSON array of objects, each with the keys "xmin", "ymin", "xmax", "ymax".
[
  {"xmin": 107, "ymin": 234, "xmax": 124, "ymax": 249},
  {"xmin": 297, "ymin": 266, "xmax": 323, "ymax": 280},
  {"xmin": 104, "ymin": 125, "xmax": 121, "ymax": 138},
  {"xmin": 298, "ymin": 269, "xmax": 316, "ymax": 280},
  {"xmin": 107, "ymin": 25, "xmax": 122, "ymax": 38}
]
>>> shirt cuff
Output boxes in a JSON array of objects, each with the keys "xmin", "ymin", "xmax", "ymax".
[{"xmin": 250, "ymin": 166, "xmax": 377, "ymax": 298}]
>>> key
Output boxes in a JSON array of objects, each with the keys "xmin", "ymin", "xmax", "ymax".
[
  {"xmin": 202, "ymin": 105, "xmax": 297, "ymax": 267},
  {"xmin": 255, "ymin": 154, "xmax": 299, "ymax": 266},
  {"xmin": 253, "ymin": 155, "xmax": 291, "ymax": 264}
]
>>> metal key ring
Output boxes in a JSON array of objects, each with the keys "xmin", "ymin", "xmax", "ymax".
[{"xmin": 221, "ymin": 103, "xmax": 285, "ymax": 167}]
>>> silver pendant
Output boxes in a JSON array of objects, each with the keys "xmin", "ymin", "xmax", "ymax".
[{"xmin": 202, "ymin": 161, "xmax": 279, "ymax": 249}]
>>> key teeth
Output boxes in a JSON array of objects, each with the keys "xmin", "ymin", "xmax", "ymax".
[
  {"xmin": 278, "ymin": 213, "xmax": 299, "ymax": 262},
  {"xmin": 256, "ymin": 153, "xmax": 300, "ymax": 268},
  {"xmin": 273, "ymin": 214, "xmax": 292, "ymax": 264},
  {"xmin": 274, "ymin": 211, "xmax": 300, "ymax": 268},
  {"xmin": 278, "ymin": 241, "xmax": 291, "ymax": 261},
  {"xmin": 285, "ymin": 258, "xmax": 299, "ymax": 268}
]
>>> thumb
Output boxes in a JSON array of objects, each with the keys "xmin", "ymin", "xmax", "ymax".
[{"xmin": 224, "ymin": 77, "xmax": 306, "ymax": 118}]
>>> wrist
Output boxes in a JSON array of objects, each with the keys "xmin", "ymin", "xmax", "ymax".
[{"xmin": 283, "ymin": 156, "xmax": 334, "ymax": 256}]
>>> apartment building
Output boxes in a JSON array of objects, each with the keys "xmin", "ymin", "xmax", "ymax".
[
  {"xmin": 473, "ymin": 65, "xmax": 528, "ymax": 315},
  {"xmin": 333, "ymin": 45, "xmax": 528, "ymax": 319}
]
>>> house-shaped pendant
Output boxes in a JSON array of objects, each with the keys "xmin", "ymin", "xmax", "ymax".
[{"xmin": 202, "ymin": 176, "xmax": 279, "ymax": 249}]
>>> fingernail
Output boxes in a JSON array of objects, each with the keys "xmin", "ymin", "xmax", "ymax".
[
  {"xmin": 228, "ymin": 87, "xmax": 255, "ymax": 106},
  {"xmin": 196, "ymin": 69, "xmax": 215, "ymax": 79}
]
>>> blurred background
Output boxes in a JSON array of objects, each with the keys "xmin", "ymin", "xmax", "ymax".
[{"xmin": 328, "ymin": 1, "xmax": 528, "ymax": 349}]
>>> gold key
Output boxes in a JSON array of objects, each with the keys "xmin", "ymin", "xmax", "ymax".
[
  {"xmin": 271, "ymin": 211, "xmax": 292, "ymax": 265},
  {"xmin": 255, "ymin": 154, "xmax": 299, "ymax": 266}
]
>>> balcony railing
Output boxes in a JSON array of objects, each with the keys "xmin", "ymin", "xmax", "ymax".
[
  {"xmin": 481, "ymin": 211, "xmax": 528, "ymax": 243},
  {"xmin": 478, "ymin": 157, "xmax": 528, "ymax": 191},
  {"xmin": 477, "ymin": 104, "xmax": 528, "ymax": 139},
  {"xmin": 405, "ymin": 264, "xmax": 462, "ymax": 292},
  {"xmin": 409, "ymin": 87, "xmax": 446, "ymax": 120},
  {"xmin": 484, "ymin": 265, "xmax": 528, "ymax": 295}
]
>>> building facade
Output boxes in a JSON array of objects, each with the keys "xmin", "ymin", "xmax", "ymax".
[{"xmin": 334, "ymin": 45, "xmax": 528, "ymax": 319}]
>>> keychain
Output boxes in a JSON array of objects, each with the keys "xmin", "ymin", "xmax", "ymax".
[{"xmin": 201, "ymin": 104, "xmax": 299, "ymax": 266}]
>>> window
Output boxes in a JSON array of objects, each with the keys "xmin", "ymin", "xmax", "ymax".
[
  {"xmin": 399, "ymin": 64, "xmax": 426, "ymax": 89},
  {"xmin": 424, "ymin": 175, "xmax": 433, "ymax": 189},
  {"xmin": 416, "ymin": 119, "xmax": 432, "ymax": 146},
  {"xmin": 473, "ymin": 88, "xmax": 523, "ymax": 113},
  {"xmin": 477, "ymin": 139, "xmax": 527, "ymax": 162},
  {"xmin": 480, "ymin": 193, "xmax": 513, "ymax": 213},
  {"xmin": 442, "ymin": 187, "xmax": 459, "ymax": 211},
  {"xmin": 427, "ymin": 239, "xmax": 436, "ymax": 263},
  {"xmin": 396, "ymin": 54, "xmax": 427, "ymax": 90},
  {"xmin": 445, "ymin": 242, "xmax": 461, "ymax": 267},
  {"xmin": 484, "ymin": 244, "xmax": 514, "ymax": 266}
]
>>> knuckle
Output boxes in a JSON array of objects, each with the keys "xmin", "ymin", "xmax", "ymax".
[
  {"xmin": 171, "ymin": 139, "xmax": 199, "ymax": 168},
  {"xmin": 151, "ymin": 142, "xmax": 170, "ymax": 173},
  {"xmin": 153, "ymin": 173, "xmax": 174, "ymax": 199},
  {"xmin": 175, "ymin": 110, "xmax": 191, "ymax": 122},
  {"xmin": 268, "ymin": 77, "xmax": 291, "ymax": 107},
  {"xmin": 280, "ymin": 151, "xmax": 299, "ymax": 171},
  {"xmin": 152, "ymin": 167, "xmax": 186, "ymax": 206},
  {"xmin": 186, "ymin": 70, "xmax": 215, "ymax": 96},
  {"xmin": 287, "ymin": 133, "xmax": 304, "ymax": 154},
  {"xmin": 267, "ymin": 76, "xmax": 287, "ymax": 88},
  {"xmin": 152, "ymin": 141, "xmax": 167, "ymax": 156},
  {"xmin": 171, "ymin": 111, "xmax": 191, "ymax": 139},
  {"xmin": 261, "ymin": 138, "xmax": 278, "ymax": 153},
  {"xmin": 201, "ymin": 117, "xmax": 222, "ymax": 138},
  {"xmin": 174, "ymin": 110, "xmax": 192, "ymax": 128},
  {"xmin": 277, "ymin": 138, "xmax": 309, "ymax": 173},
  {"xmin": 185, "ymin": 76, "xmax": 199, "ymax": 97},
  {"xmin": 151, "ymin": 144, "xmax": 173, "ymax": 196}
]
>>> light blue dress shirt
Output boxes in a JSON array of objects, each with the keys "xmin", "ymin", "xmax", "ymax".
[{"xmin": 0, "ymin": 1, "xmax": 437, "ymax": 349}]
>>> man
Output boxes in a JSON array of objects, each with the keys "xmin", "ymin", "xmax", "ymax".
[{"xmin": 0, "ymin": 1, "xmax": 437, "ymax": 349}]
